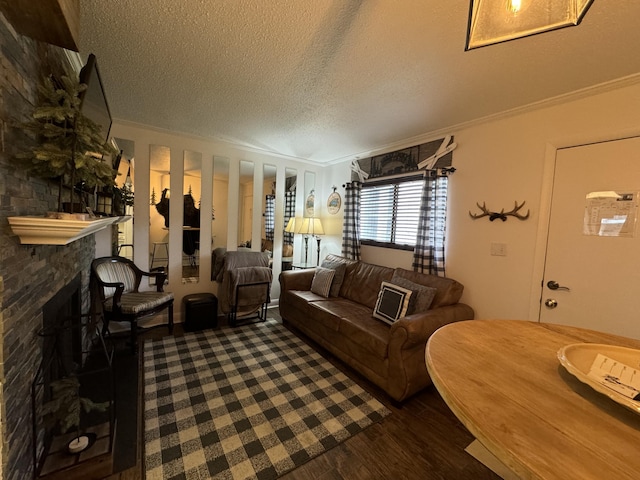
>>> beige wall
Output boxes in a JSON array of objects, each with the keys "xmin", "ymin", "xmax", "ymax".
[
  {"xmin": 107, "ymin": 78, "xmax": 640, "ymax": 325},
  {"xmin": 327, "ymin": 79, "xmax": 640, "ymax": 322},
  {"xmin": 449, "ymin": 80, "xmax": 640, "ymax": 321}
]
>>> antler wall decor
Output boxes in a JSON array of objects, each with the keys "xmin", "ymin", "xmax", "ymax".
[{"xmin": 469, "ymin": 201, "xmax": 530, "ymax": 222}]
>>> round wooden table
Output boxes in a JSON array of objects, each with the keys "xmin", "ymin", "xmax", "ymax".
[{"xmin": 426, "ymin": 320, "xmax": 640, "ymax": 480}]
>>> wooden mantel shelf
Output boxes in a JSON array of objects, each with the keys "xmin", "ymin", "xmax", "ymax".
[
  {"xmin": 8, "ymin": 216, "xmax": 131, "ymax": 245},
  {"xmin": 0, "ymin": 0, "xmax": 80, "ymax": 51}
]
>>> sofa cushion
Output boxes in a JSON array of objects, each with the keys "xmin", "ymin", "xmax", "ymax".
[
  {"xmin": 311, "ymin": 267, "xmax": 335, "ymax": 297},
  {"xmin": 373, "ymin": 282, "xmax": 412, "ymax": 325},
  {"xmin": 308, "ymin": 299, "xmax": 366, "ymax": 331},
  {"xmin": 320, "ymin": 259, "xmax": 347, "ymax": 297},
  {"xmin": 103, "ymin": 291, "xmax": 174, "ymax": 314},
  {"xmin": 340, "ymin": 261, "xmax": 394, "ymax": 309},
  {"xmin": 322, "ymin": 254, "xmax": 359, "ymax": 296},
  {"xmin": 323, "ymin": 254, "xmax": 358, "ymax": 269},
  {"xmin": 337, "ymin": 314, "xmax": 390, "ymax": 359},
  {"xmin": 393, "ymin": 268, "xmax": 464, "ymax": 309},
  {"xmin": 390, "ymin": 273, "xmax": 437, "ymax": 314},
  {"xmin": 284, "ymin": 290, "xmax": 326, "ymax": 316}
]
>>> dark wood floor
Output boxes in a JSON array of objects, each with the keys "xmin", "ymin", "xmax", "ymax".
[{"xmin": 103, "ymin": 310, "xmax": 500, "ymax": 480}]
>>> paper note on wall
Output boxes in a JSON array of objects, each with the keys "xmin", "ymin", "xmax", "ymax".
[{"xmin": 583, "ymin": 191, "xmax": 638, "ymax": 237}]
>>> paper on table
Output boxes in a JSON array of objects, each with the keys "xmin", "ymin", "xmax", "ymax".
[{"xmin": 587, "ymin": 353, "xmax": 640, "ymax": 401}]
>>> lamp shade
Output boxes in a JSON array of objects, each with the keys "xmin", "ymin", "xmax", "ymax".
[
  {"xmin": 296, "ymin": 217, "xmax": 324, "ymax": 235},
  {"xmin": 466, "ymin": 0, "xmax": 594, "ymax": 50},
  {"xmin": 284, "ymin": 217, "xmax": 299, "ymax": 233}
]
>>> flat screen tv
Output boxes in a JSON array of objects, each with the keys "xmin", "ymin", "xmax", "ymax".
[{"xmin": 78, "ymin": 53, "xmax": 112, "ymax": 145}]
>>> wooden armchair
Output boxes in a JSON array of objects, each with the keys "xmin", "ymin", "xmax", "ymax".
[{"xmin": 91, "ymin": 256, "xmax": 174, "ymax": 353}]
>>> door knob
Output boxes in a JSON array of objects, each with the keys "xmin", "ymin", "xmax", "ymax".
[
  {"xmin": 547, "ymin": 281, "xmax": 570, "ymax": 291},
  {"xmin": 545, "ymin": 299, "xmax": 558, "ymax": 309}
]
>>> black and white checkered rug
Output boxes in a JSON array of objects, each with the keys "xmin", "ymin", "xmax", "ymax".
[{"xmin": 143, "ymin": 317, "xmax": 390, "ymax": 480}]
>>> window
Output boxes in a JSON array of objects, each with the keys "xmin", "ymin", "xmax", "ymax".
[{"xmin": 360, "ymin": 176, "xmax": 424, "ymax": 250}]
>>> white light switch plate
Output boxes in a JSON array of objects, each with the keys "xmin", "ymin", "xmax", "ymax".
[{"xmin": 491, "ymin": 242, "xmax": 507, "ymax": 256}]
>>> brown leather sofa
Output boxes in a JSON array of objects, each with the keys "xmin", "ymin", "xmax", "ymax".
[{"xmin": 279, "ymin": 254, "xmax": 474, "ymax": 402}]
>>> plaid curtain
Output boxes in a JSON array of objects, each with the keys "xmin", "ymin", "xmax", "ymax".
[
  {"xmin": 284, "ymin": 190, "xmax": 296, "ymax": 244},
  {"xmin": 341, "ymin": 181, "xmax": 362, "ymax": 260},
  {"xmin": 265, "ymin": 194, "xmax": 275, "ymax": 241},
  {"xmin": 412, "ymin": 175, "xmax": 448, "ymax": 276}
]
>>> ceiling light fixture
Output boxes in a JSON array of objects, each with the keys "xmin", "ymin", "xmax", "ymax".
[{"xmin": 465, "ymin": 0, "xmax": 594, "ymax": 50}]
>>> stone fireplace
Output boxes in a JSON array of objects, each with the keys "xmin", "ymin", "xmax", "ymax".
[
  {"xmin": 0, "ymin": 238, "xmax": 94, "ymax": 480},
  {"xmin": 32, "ymin": 272, "xmax": 114, "ymax": 479},
  {"xmin": 34, "ymin": 275, "xmax": 83, "ymax": 471},
  {"xmin": 0, "ymin": 12, "xmax": 97, "ymax": 480},
  {"xmin": 40, "ymin": 274, "xmax": 83, "ymax": 380}
]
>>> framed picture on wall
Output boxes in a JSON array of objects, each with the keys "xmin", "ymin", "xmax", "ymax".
[
  {"xmin": 305, "ymin": 191, "xmax": 315, "ymax": 216},
  {"xmin": 327, "ymin": 189, "xmax": 341, "ymax": 215}
]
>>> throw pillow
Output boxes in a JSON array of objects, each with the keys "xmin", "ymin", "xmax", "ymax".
[
  {"xmin": 373, "ymin": 281, "xmax": 413, "ymax": 325},
  {"xmin": 310, "ymin": 267, "xmax": 336, "ymax": 298},
  {"xmin": 390, "ymin": 274, "xmax": 437, "ymax": 314},
  {"xmin": 320, "ymin": 259, "xmax": 347, "ymax": 297}
]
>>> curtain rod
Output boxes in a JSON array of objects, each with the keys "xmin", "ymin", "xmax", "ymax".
[
  {"xmin": 364, "ymin": 170, "xmax": 426, "ymax": 183},
  {"xmin": 343, "ymin": 167, "xmax": 455, "ymax": 188}
]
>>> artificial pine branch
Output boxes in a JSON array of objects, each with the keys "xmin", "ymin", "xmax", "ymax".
[
  {"xmin": 41, "ymin": 376, "xmax": 109, "ymax": 437},
  {"xmin": 15, "ymin": 75, "xmax": 118, "ymax": 211}
]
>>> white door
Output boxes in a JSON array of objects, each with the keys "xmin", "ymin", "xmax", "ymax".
[{"xmin": 540, "ymin": 136, "xmax": 640, "ymax": 339}]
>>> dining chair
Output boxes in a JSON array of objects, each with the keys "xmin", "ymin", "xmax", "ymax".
[{"xmin": 91, "ymin": 256, "xmax": 174, "ymax": 353}]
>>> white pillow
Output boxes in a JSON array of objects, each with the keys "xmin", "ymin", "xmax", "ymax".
[
  {"xmin": 310, "ymin": 267, "xmax": 336, "ymax": 298},
  {"xmin": 373, "ymin": 281, "xmax": 412, "ymax": 325}
]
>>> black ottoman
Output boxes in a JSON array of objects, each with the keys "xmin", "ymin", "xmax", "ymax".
[{"xmin": 183, "ymin": 293, "xmax": 218, "ymax": 332}]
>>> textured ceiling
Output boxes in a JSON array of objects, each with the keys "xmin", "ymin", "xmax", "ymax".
[{"xmin": 79, "ymin": 1, "xmax": 640, "ymax": 164}]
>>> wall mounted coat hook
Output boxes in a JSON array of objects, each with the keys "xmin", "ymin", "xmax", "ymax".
[{"xmin": 469, "ymin": 201, "xmax": 530, "ymax": 221}]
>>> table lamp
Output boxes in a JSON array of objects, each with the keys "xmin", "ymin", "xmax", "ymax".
[
  {"xmin": 284, "ymin": 216, "xmax": 299, "ymax": 261},
  {"xmin": 296, "ymin": 217, "xmax": 324, "ymax": 265},
  {"xmin": 284, "ymin": 217, "xmax": 297, "ymax": 234}
]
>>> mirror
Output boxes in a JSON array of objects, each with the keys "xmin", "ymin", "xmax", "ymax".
[
  {"xmin": 211, "ymin": 157, "xmax": 229, "ymax": 282},
  {"xmin": 149, "ymin": 145, "xmax": 170, "ymax": 278},
  {"xmin": 262, "ymin": 164, "xmax": 276, "ymax": 256},
  {"xmin": 182, "ymin": 150, "xmax": 202, "ymax": 283},
  {"xmin": 283, "ymin": 168, "xmax": 297, "ymax": 269},
  {"xmin": 212, "ymin": 157, "xmax": 229, "ymax": 250},
  {"xmin": 301, "ymin": 171, "xmax": 316, "ymax": 265},
  {"xmin": 305, "ymin": 171, "xmax": 316, "ymax": 217},
  {"xmin": 238, "ymin": 160, "xmax": 254, "ymax": 249},
  {"xmin": 112, "ymin": 137, "xmax": 135, "ymax": 259}
]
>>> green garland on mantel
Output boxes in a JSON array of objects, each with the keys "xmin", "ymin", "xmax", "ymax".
[{"xmin": 15, "ymin": 74, "xmax": 118, "ymax": 213}]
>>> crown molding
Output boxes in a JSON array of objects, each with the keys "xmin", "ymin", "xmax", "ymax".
[
  {"xmin": 111, "ymin": 118, "xmax": 319, "ymax": 166},
  {"xmin": 327, "ymin": 73, "xmax": 640, "ymax": 166},
  {"xmin": 108, "ymin": 72, "xmax": 640, "ymax": 168}
]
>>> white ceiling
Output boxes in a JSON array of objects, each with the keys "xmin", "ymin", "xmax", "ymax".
[{"xmin": 79, "ymin": 1, "xmax": 640, "ymax": 164}]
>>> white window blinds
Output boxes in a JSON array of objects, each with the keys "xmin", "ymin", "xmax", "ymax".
[{"xmin": 360, "ymin": 176, "xmax": 424, "ymax": 249}]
